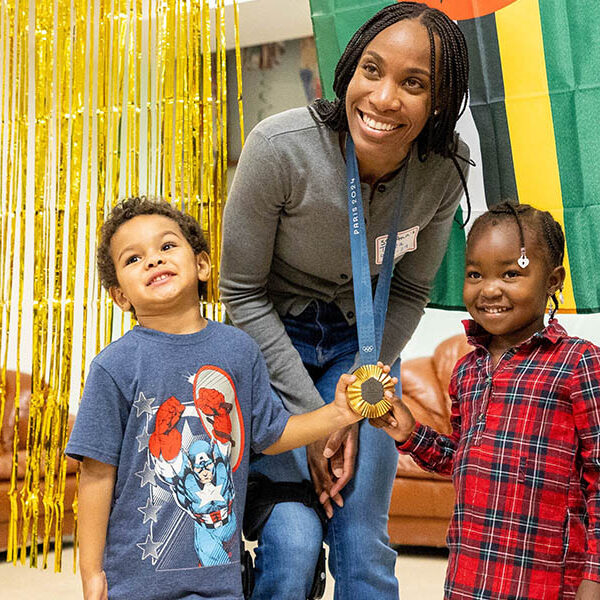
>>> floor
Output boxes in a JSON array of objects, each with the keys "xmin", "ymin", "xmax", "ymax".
[{"xmin": 0, "ymin": 545, "xmax": 448, "ymax": 599}]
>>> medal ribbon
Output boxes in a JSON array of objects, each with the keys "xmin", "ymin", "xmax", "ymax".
[{"xmin": 346, "ymin": 135, "xmax": 408, "ymax": 367}]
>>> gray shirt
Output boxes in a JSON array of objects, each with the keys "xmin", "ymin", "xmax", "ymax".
[{"xmin": 220, "ymin": 107, "xmax": 469, "ymax": 414}]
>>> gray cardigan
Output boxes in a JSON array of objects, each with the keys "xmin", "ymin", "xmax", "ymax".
[{"xmin": 220, "ymin": 107, "xmax": 469, "ymax": 414}]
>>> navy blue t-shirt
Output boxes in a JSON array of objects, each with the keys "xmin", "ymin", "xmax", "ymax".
[{"xmin": 66, "ymin": 320, "xmax": 289, "ymax": 600}]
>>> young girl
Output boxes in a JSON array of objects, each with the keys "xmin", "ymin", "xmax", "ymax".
[{"xmin": 375, "ymin": 202, "xmax": 600, "ymax": 599}]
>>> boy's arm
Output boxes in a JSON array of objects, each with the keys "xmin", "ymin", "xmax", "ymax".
[
  {"xmin": 78, "ymin": 457, "xmax": 116, "ymax": 600},
  {"xmin": 263, "ymin": 374, "xmax": 361, "ymax": 455},
  {"xmin": 397, "ymin": 392, "xmax": 461, "ymax": 476},
  {"xmin": 369, "ymin": 394, "xmax": 415, "ymax": 443}
]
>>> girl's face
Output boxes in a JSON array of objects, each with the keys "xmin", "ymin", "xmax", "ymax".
[
  {"xmin": 463, "ymin": 222, "xmax": 564, "ymax": 349},
  {"xmin": 345, "ymin": 18, "xmax": 438, "ymax": 183}
]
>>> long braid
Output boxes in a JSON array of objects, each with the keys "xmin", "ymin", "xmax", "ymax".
[
  {"xmin": 539, "ymin": 211, "xmax": 566, "ymax": 318},
  {"xmin": 425, "ymin": 25, "xmax": 437, "ymax": 156}
]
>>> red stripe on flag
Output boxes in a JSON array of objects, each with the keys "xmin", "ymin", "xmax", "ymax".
[{"xmin": 397, "ymin": 0, "xmax": 518, "ymax": 20}]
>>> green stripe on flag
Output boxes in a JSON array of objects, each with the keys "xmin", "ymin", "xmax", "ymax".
[
  {"xmin": 429, "ymin": 207, "xmax": 467, "ymax": 311},
  {"xmin": 539, "ymin": 0, "xmax": 600, "ymax": 311},
  {"xmin": 309, "ymin": 0, "xmax": 390, "ymax": 99}
]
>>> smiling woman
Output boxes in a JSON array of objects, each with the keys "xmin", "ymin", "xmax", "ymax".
[
  {"xmin": 344, "ymin": 19, "xmax": 436, "ymax": 183},
  {"xmin": 219, "ymin": 3, "xmax": 470, "ymax": 598}
]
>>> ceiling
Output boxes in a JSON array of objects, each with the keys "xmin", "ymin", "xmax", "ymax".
[{"xmin": 216, "ymin": 0, "xmax": 314, "ymax": 49}]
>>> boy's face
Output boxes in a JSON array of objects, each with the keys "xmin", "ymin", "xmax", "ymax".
[
  {"xmin": 463, "ymin": 222, "xmax": 564, "ymax": 347},
  {"xmin": 109, "ymin": 214, "xmax": 210, "ymax": 319}
]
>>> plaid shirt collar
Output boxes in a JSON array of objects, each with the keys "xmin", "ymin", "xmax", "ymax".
[{"xmin": 461, "ymin": 318, "xmax": 568, "ymax": 354}]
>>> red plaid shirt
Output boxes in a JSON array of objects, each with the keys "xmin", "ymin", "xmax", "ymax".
[{"xmin": 399, "ymin": 319, "xmax": 600, "ymax": 599}]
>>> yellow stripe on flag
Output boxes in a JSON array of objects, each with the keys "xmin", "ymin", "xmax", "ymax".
[{"xmin": 495, "ymin": 0, "xmax": 575, "ymax": 312}]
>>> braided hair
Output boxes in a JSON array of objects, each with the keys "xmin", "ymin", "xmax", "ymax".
[
  {"xmin": 467, "ymin": 201, "xmax": 565, "ymax": 317},
  {"xmin": 310, "ymin": 2, "xmax": 469, "ymax": 161}
]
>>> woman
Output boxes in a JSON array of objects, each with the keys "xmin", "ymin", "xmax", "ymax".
[{"xmin": 220, "ymin": 3, "xmax": 470, "ymax": 598}]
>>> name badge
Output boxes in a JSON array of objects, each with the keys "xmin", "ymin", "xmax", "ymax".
[{"xmin": 375, "ymin": 226, "xmax": 419, "ymax": 264}]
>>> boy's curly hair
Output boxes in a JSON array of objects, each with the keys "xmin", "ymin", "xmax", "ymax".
[{"xmin": 97, "ymin": 196, "xmax": 210, "ymax": 302}]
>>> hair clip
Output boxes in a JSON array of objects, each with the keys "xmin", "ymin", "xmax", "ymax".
[{"xmin": 517, "ymin": 247, "xmax": 529, "ymax": 269}]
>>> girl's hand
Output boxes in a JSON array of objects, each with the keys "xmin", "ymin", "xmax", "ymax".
[
  {"xmin": 369, "ymin": 392, "xmax": 416, "ymax": 443},
  {"xmin": 576, "ymin": 579, "xmax": 600, "ymax": 599}
]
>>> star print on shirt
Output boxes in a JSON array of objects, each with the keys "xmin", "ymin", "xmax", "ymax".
[
  {"xmin": 138, "ymin": 497, "xmax": 161, "ymax": 524},
  {"xmin": 133, "ymin": 391, "xmax": 155, "ymax": 417},
  {"xmin": 136, "ymin": 424, "xmax": 151, "ymax": 452},
  {"xmin": 137, "ymin": 532, "xmax": 163, "ymax": 561},
  {"xmin": 195, "ymin": 482, "xmax": 225, "ymax": 506},
  {"xmin": 135, "ymin": 462, "xmax": 157, "ymax": 488}
]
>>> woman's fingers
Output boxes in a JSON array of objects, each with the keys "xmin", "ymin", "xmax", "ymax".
[
  {"xmin": 308, "ymin": 440, "xmax": 336, "ymax": 518},
  {"xmin": 328, "ymin": 424, "xmax": 358, "ymax": 499}
]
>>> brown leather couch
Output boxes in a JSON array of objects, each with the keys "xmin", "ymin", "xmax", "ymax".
[
  {"xmin": 388, "ymin": 334, "xmax": 472, "ymax": 547},
  {"xmin": 0, "ymin": 370, "xmax": 78, "ymax": 552}
]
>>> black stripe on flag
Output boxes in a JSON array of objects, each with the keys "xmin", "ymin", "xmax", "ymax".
[{"xmin": 459, "ymin": 14, "xmax": 518, "ymax": 207}]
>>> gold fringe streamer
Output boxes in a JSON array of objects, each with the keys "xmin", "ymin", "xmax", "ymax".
[{"xmin": 0, "ymin": 0, "xmax": 245, "ymax": 571}]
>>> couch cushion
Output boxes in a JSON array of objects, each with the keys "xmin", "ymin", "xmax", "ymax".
[
  {"xmin": 432, "ymin": 334, "xmax": 471, "ymax": 404},
  {"xmin": 0, "ymin": 449, "xmax": 79, "ymax": 481},
  {"xmin": 1, "ymin": 372, "xmax": 32, "ymax": 453},
  {"xmin": 401, "ymin": 357, "xmax": 451, "ymax": 434}
]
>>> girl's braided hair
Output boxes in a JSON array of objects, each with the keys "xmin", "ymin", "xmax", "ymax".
[{"xmin": 467, "ymin": 201, "xmax": 565, "ymax": 316}]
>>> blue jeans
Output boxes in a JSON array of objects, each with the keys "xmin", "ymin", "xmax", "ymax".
[{"xmin": 250, "ymin": 301, "xmax": 399, "ymax": 599}]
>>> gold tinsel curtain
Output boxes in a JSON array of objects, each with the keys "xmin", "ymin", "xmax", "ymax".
[{"xmin": 0, "ymin": 0, "xmax": 244, "ymax": 570}]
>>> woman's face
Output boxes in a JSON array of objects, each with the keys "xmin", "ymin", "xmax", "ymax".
[{"xmin": 345, "ymin": 18, "xmax": 438, "ymax": 182}]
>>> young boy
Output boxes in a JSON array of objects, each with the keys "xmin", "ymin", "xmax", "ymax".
[
  {"xmin": 374, "ymin": 203, "xmax": 600, "ymax": 599},
  {"xmin": 65, "ymin": 197, "xmax": 371, "ymax": 600}
]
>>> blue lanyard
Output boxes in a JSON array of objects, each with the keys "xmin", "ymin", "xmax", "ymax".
[{"xmin": 346, "ymin": 135, "xmax": 408, "ymax": 366}]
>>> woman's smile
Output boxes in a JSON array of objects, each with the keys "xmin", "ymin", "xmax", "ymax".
[{"xmin": 358, "ymin": 109, "xmax": 403, "ymax": 133}]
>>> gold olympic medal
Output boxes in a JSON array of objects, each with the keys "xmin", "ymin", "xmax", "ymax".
[{"xmin": 346, "ymin": 364, "xmax": 394, "ymax": 418}]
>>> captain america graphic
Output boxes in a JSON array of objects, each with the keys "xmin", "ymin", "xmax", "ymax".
[
  {"xmin": 135, "ymin": 365, "xmax": 244, "ymax": 569},
  {"xmin": 149, "ymin": 395, "xmax": 236, "ymax": 566}
]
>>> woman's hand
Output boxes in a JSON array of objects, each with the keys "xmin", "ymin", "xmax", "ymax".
[
  {"xmin": 369, "ymin": 393, "xmax": 416, "ymax": 444},
  {"xmin": 82, "ymin": 570, "xmax": 108, "ymax": 600},
  {"xmin": 307, "ymin": 424, "xmax": 359, "ymax": 518},
  {"xmin": 576, "ymin": 579, "xmax": 600, "ymax": 599}
]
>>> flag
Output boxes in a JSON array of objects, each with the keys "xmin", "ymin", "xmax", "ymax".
[{"xmin": 310, "ymin": 0, "xmax": 600, "ymax": 312}]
